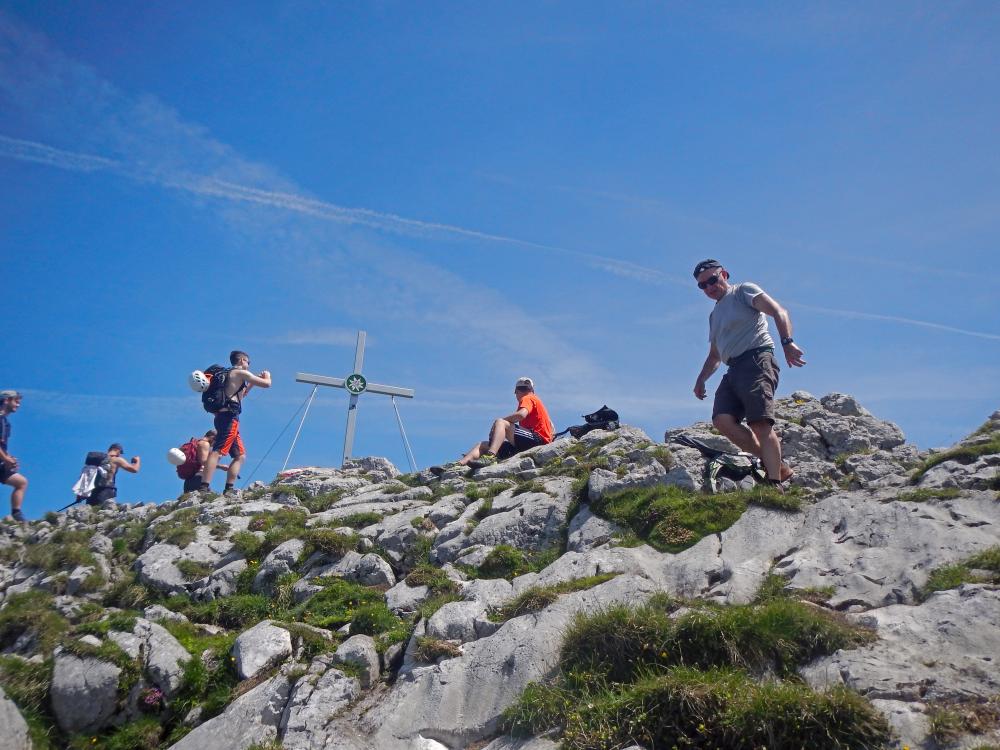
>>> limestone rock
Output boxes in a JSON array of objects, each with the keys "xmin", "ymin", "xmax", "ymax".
[
  {"xmin": 566, "ymin": 504, "xmax": 623, "ymax": 552},
  {"xmin": 0, "ymin": 685, "xmax": 31, "ymax": 750},
  {"xmin": 426, "ymin": 600, "xmax": 487, "ymax": 643},
  {"xmin": 166, "ymin": 670, "xmax": 292, "ymax": 750},
  {"xmin": 253, "ymin": 538, "xmax": 306, "ymax": 594},
  {"xmin": 335, "ymin": 634, "xmax": 380, "ymax": 688},
  {"xmin": 232, "ymin": 620, "xmax": 293, "ymax": 681},
  {"xmin": 280, "ymin": 657, "xmax": 361, "ymax": 750},
  {"xmin": 51, "ymin": 651, "xmax": 121, "ymax": 733}
]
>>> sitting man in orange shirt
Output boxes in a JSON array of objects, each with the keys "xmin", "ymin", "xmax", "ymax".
[{"xmin": 431, "ymin": 377, "xmax": 555, "ymax": 475}]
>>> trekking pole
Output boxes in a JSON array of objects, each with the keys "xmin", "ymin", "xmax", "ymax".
[
  {"xmin": 241, "ymin": 389, "xmax": 317, "ymax": 488},
  {"xmin": 57, "ymin": 497, "xmax": 88, "ymax": 512},
  {"xmin": 391, "ymin": 395, "xmax": 418, "ymax": 473},
  {"xmin": 282, "ymin": 385, "xmax": 318, "ymax": 472}
]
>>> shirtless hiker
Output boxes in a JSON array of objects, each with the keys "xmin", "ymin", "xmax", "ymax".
[{"xmin": 199, "ymin": 350, "xmax": 271, "ymax": 496}]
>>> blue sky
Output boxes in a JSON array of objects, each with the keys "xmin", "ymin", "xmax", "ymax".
[{"xmin": 1, "ymin": 2, "xmax": 998, "ymax": 518}]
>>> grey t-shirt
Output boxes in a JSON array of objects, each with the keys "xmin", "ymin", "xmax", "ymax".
[{"xmin": 709, "ymin": 282, "xmax": 774, "ymax": 364}]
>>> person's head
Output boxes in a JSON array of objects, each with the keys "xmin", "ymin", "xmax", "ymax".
[
  {"xmin": 229, "ymin": 350, "xmax": 250, "ymax": 368},
  {"xmin": 693, "ymin": 259, "xmax": 730, "ymax": 301},
  {"xmin": 204, "ymin": 429, "xmax": 217, "ymax": 441},
  {"xmin": 514, "ymin": 377, "xmax": 535, "ymax": 397},
  {"xmin": 107, "ymin": 443, "xmax": 124, "ymax": 457},
  {"xmin": 0, "ymin": 390, "xmax": 22, "ymax": 414}
]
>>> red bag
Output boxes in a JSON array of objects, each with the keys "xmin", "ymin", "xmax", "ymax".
[{"xmin": 176, "ymin": 438, "xmax": 201, "ymax": 479}]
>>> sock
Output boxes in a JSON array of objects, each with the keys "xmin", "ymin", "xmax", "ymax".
[
  {"xmin": 199, "ymin": 482, "xmax": 210, "ymax": 491},
  {"xmin": 225, "ymin": 483, "xmax": 234, "ymax": 492}
]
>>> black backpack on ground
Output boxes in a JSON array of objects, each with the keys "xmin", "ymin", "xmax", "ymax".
[
  {"xmin": 201, "ymin": 365, "xmax": 234, "ymax": 414},
  {"xmin": 670, "ymin": 434, "xmax": 766, "ymax": 493},
  {"xmin": 555, "ymin": 405, "xmax": 620, "ymax": 439}
]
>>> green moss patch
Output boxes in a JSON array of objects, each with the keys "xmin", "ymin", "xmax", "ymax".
[
  {"xmin": 294, "ymin": 578, "xmax": 382, "ymax": 630},
  {"xmin": 151, "ymin": 508, "xmax": 200, "ymax": 548},
  {"xmin": 404, "ymin": 564, "xmax": 460, "ymax": 594},
  {"xmin": 893, "ymin": 487, "xmax": 962, "ymax": 503},
  {"xmin": 591, "ymin": 484, "xmax": 800, "ymax": 554},
  {"xmin": 461, "ymin": 544, "xmax": 561, "ymax": 581}
]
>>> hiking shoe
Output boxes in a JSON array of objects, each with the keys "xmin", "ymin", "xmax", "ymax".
[
  {"xmin": 468, "ymin": 454, "xmax": 498, "ymax": 470},
  {"xmin": 10, "ymin": 509, "xmax": 26, "ymax": 524},
  {"xmin": 223, "ymin": 487, "xmax": 240, "ymax": 498}
]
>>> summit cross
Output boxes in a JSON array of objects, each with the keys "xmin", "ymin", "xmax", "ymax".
[{"xmin": 295, "ymin": 331, "xmax": 416, "ymax": 468}]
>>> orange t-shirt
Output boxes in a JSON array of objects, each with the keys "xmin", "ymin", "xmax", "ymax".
[{"xmin": 518, "ymin": 393, "xmax": 554, "ymax": 443}]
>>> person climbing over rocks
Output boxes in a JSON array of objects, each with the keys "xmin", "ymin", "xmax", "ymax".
[
  {"xmin": 88, "ymin": 443, "xmax": 141, "ymax": 506},
  {"xmin": 431, "ymin": 377, "xmax": 554, "ymax": 475},
  {"xmin": 691, "ymin": 259, "xmax": 805, "ymax": 488}
]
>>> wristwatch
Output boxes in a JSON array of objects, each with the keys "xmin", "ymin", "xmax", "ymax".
[{"xmin": 780, "ymin": 336, "xmax": 794, "ymax": 346}]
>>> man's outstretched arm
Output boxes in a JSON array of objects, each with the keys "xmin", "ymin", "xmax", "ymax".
[
  {"xmin": 694, "ymin": 343, "xmax": 722, "ymax": 400},
  {"xmin": 752, "ymin": 293, "xmax": 806, "ymax": 367},
  {"xmin": 113, "ymin": 456, "xmax": 141, "ymax": 474}
]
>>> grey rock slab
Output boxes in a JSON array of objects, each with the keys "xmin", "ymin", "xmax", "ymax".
[
  {"xmin": 133, "ymin": 543, "xmax": 187, "ymax": 595},
  {"xmin": 772, "ymin": 493, "xmax": 1000, "ymax": 608},
  {"xmin": 918, "ymin": 456, "xmax": 1000, "ymax": 491},
  {"xmin": 196, "ymin": 558, "xmax": 247, "ymax": 601},
  {"xmin": 472, "ymin": 457, "xmax": 535, "ymax": 480},
  {"xmin": 330, "ymin": 574, "xmax": 659, "ymax": 750},
  {"xmin": 425, "ymin": 600, "xmax": 487, "ymax": 643},
  {"xmin": 0, "ymin": 685, "xmax": 31, "ymax": 750},
  {"xmin": 869, "ymin": 699, "xmax": 932, "ymax": 750},
  {"xmin": 426, "ymin": 495, "xmax": 468, "ymax": 528},
  {"xmin": 461, "ymin": 578, "xmax": 513, "ymax": 608},
  {"xmin": 166, "ymin": 670, "xmax": 292, "ymax": 750},
  {"xmin": 232, "ymin": 620, "xmax": 293, "ymax": 681},
  {"xmin": 351, "ymin": 552, "xmax": 396, "ymax": 586},
  {"xmin": 143, "ymin": 603, "xmax": 189, "ymax": 623},
  {"xmin": 335, "ymin": 634, "xmax": 380, "ymax": 688},
  {"xmin": 566, "ymin": 504, "xmax": 623, "ymax": 552},
  {"xmin": 801, "ymin": 585, "xmax": 1000, "ymax": 703},
  {"xmin": 528, "ymin": 436, "xmax": 576, "ymax": 466},
  {"xmin": 253, "ymin": 538, "xmax": 306, "ymax": 594},
  {"xmin": 51, "ymin": 652, "xmax": 121, "ymax": 733},
  {"xmin": 385, "ymin": 580, "xmax": 431, "ymax": 615},
  {"xmin": 109, "ymin": 618, "xmax": 189, "ymax": 698},
  {"xmin": 280, "ymin": 661, "xmax": 361, "ymax": 750}
]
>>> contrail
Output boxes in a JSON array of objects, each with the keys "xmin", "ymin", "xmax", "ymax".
[
  {"xmin": 790, "ymin": 302, "xmax": 1000, "ymax": 341},
  {"xmin": 0, "ymin": 134, "xmax": 683, "ymax": 288}
]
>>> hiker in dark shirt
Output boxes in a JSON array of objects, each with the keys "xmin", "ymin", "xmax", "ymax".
[
  {"xmin": 89, "ymin": 443, "xmax": 141, "ymax": 506},
  {"xmin": 0, "ymin": 390, "xmax": 27, "ymax": 523},
  {"xmin": 200, "ymin": 350, "xmax": 271, "ymax": 496}
]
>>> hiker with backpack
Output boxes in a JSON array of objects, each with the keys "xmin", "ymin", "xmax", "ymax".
[
  {"xmin": 176, "ymin": 430, "xmax": 229, "ymax": 494},
  {"xmin": 1, "ymin": 390, "xmax": 28, "ymax": 523},
  {"xmin": 430, "ymin": 377, "xmax": 554, "ymax": 474},
  {"xmin": 71, "ymin": 443, "xmax": 141, "ymax": 507},
  {"xmin": 198, "ymin": 350, "xmax": 271, "ymax": 496},
  {"xmin": 691, "ymin": 259, "xmax": 805, "ymax": 488}
]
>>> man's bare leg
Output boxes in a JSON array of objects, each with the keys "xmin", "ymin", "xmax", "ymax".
[
  {"xmin": 227, "ymin": 454, "xmax": 244, "ymax": 486},
  {"xmin": 714, "ymin": 414, "xmax": 792, "ymax": 481},
  {"xmin": 5, "ymin": 474, "xmax": 26, "ymax": 512},
  {"xmin": 486, "ymin": 419, "xmax": 514, "ymax": 456},
  {"xmin": 749, "ymin": 420, "xmax": 784, "ymax": 481},
  {"xmin": 201, "ymin": 451, "xmax": 222, "ymax": 487},
  {"xmin": 460, "ymin": 441, "xmax": 491, "ymax": 465}
]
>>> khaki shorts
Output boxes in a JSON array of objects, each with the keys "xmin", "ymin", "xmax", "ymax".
[{"xmin": 713, "ymin": 349, "xmax": 780, "ymax": 424}]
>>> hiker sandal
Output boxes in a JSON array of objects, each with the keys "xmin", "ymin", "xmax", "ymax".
[{"xmin": 468, "ymin": 454, "xmax": 498, "ymax": 470}]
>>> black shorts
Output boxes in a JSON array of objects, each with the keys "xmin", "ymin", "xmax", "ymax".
[
  {"xmin": 713, "ymin": 349, "xmax": 780, "ymax": 425},
  {"xmin": 497, "ymin": 425, "xmax": 546, "ymax": 460},
  {"xmin": 0, "ymin": 464, "xmax": 15, "ymax": 483}
]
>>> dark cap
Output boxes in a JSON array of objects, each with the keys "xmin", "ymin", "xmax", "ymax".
[
  {"xmin": 108, "ymin": 443, "xmax": 124, "ymax": 453},
  {"xmin": 0, "ymin": 390, "xmax": 22, "ymax": 401},
  {"xmin": 693, "ymin": 259, "xmax": 722, "ymax": 278}
]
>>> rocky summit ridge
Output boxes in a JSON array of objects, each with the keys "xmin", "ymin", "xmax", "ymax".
[{"xmin": 1, "ymin": 391, "xmax": 998, "ymax": 750}]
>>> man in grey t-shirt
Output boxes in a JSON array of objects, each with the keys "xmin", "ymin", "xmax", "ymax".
[{"xmin": 692, "ymin": 260, "xmax": 806, "ymax": 486}]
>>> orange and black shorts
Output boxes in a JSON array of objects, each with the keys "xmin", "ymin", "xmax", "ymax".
[{"xmin": 212, "ymin": 411, "xmax": 245, "ymax": 457}]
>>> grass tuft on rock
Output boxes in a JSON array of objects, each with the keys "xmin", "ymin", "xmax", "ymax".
[
  {"xmin": 489, "ymin": 574, "xmax": 619, "ymax": 622},
  {"xmin": 0, "ymin": 591, "xmax": 70, "ymax": 655},
  {"xmin": 911, "ymin": 433, "xmax": 1000, "ymax": 482},
  {"xmin": 414, "ymin": 636, "xmax": 462, "ymax": 662},
  {"xmin": 592, "ymin": 484, "xmax": 801, "ymax": 554},
  {"xmin": 503, "ymin": 666, "xmax": 892, "ymax": 750},
  {"xmin": 921, "ymin": 545, "xmax": 1000, "ymax": 599},
  {"xmin": 405, "ymin": 564, "xmax": 460, "ymax": 594},
  {"xmin": 894, "ymin": 487, "xmax": 962, "ymax": 503}
]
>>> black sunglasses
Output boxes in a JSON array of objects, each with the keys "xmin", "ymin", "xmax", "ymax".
[{"xmin": 698, "ymin": 273, "xmax": 722, "ymax": 290}]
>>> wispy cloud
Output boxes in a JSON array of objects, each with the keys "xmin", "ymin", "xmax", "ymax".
[
  {"xmin": 0, "ymin": 134, "xmax": 679, "ymax": 289},
  {"xmin": 263, "ymin": 328, "xmax": 361, "ymax": 347},
  {"xmin": 789, "ymin": 302, "xmax": 1000, "ymax": 342}
]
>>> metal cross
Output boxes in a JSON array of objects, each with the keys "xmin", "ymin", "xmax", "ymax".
[{"xmin": 294, "ymin": 331, "xmax": 416, "ymax": 468}]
